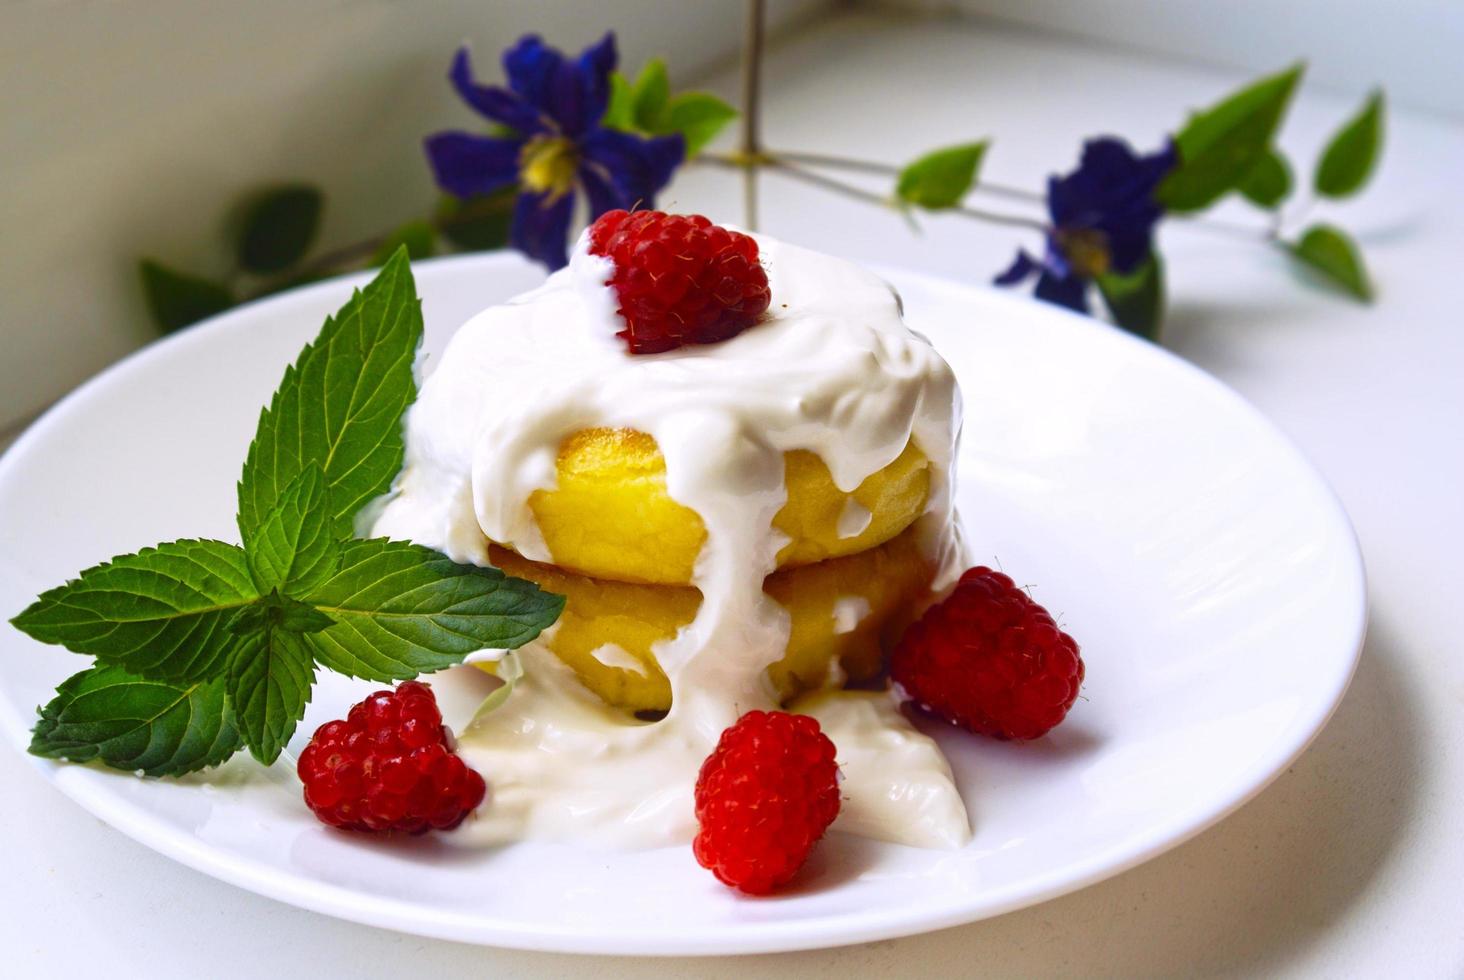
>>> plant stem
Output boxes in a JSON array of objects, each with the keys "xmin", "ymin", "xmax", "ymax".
[
  {"xmin": 774, "ymin": 150, "xmax": 1046, "ymax": 204},
  {"xmin": 739, "ymin": 0, "xmax": 766, "ymax": 230}
]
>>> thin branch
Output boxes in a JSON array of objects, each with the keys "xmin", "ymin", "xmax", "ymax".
[
  {"xmin": 766, "ymin": 159, "xmax": 1050, "ymax": 233},
  {"xmin": 775, "ymin": 149, "xmax": 1046, "ymax": 204},
  {"xmin": 739, "ymin": 0, "xmax": 766, "ymax": 231}
]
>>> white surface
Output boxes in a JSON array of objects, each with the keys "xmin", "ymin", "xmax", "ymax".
[
  {"xmin": 3, "ymin": 6, "xmax": 1461, "ymax": 976},
  {"xmin": 901, "ymin": 0, "xmax": 1464, "ymax": 119},
  {"xmin": 0, "ymin": 252, "xmax": 1364, "ymax": 954}
]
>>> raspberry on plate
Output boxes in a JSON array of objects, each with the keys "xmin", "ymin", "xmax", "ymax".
[
  {"xmin": 892, "ymin": 566, "xmax": 1084, "ymax": 740},
  {"xmin": 693, "ymin": 710, "xmax": 841, "ymax": 895},
  {"xmin": 296, "ymin": 681, "xmax": 486, "ymax": 835},
  {"xmin": 587, "ymin": 209, "xmax": 772, "ymax": 354}
]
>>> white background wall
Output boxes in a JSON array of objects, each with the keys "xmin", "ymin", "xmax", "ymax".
[
  {"xmin": 0, "ymin": 0, "xmax": 828, "ymax": 433},
  {"xmin": 894, "ymin": 0, "xmax": 1464, "ymax": 119}
]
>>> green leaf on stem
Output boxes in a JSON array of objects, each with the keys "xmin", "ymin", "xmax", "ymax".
[
  {"xmin": 1314, "ymin": 90, "xmax": 1384, "ymax": 199},
  {"xmin": 1286, "ymin": 224, "xmax": 1372, "ymax": 301},
  {"xmin": 895, "ymin": 142, "xmax": 989, "ymax": 210},
  {"xmin": 29, "ymin": 665, "xmax": 242, "ymax": 777},
  {"xmin": 1158, "ymin": 64, "xmax": 1304, "ymax": 212},
  {"xmin": 237, "ymin": 184, "xmax": 324, "ymax": 274},
  {"xmin": 302, "ymin": 539, "xmax": 565, "ymax": 683},
  {"xmin": 11, "ymin": 539, "xmax": 259, "ymax": 683},
  {"xmin": 371, "ymin": 220, "xmax": 436, "ymax": 265},
  {"xmin": 437, "ymin": 190, "xmax": 515, "ymax": 251},
  {"xmin": 631, "ymin": 58, "xmax": 671, "ymax": 130},
  {"xmin": 663, "ymin": 93, "xmax": 738, "ymax": 156},
  {"xmin": 139, "ymin": 260, "xmax": 234, "ymax": 333},
  {"xmin": 1239, "ymin": 149, "xmax": 1293, "ymax": 209},
  {"xmin": 1097, "ymin": 254, "xmax": 1166, "ymax": 341},
  {"xmin": 236, "ymin": 248, "xmax": 422, "ymax": 544}
]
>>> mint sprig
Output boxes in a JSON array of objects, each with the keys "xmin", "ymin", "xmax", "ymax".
[
  {"xmin": 29, "ymin": 666, "xmax": 242, "ymax": 776},
  {"xmin": 12, "ymin": 248, "xmax": 564, "ymax": 775}
]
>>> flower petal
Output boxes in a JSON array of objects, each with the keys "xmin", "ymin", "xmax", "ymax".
[
  {"xmin": 1034, "ymin": 270, "xmax": 1090, "ymax": 313},
  {"xmin": 424, "ymin": 132, "xmax": 524, "ymax": 198},
  {"xmin": 502, "ymin": 32, "xmax": 617, "ymax": 137},
  {"xmin": 449, "ymin": 47, "xmax": 543, "ymax": 134},
  {"xmin": 580, "ymin": 128, "xmax": 685, "ymax": 212},
  {"xmin": 1047, "ymin": 136, "xmax": 1176, "ymax": 274},
  {"xmin": 993, "ymin": 249, "xmax": 1040, "ymax": 286},
  {"xmin": 511, "ymin": 190, "xmax": 575, "ymax": 270}
]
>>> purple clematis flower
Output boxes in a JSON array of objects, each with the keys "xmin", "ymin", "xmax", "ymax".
[
  {"xmin": 425, "ymin": 33, "xmax": 685, "ymax": 270},
  {"xmin": 995, "ymin": 137, "xmax": 1177, "ymax": 313}
]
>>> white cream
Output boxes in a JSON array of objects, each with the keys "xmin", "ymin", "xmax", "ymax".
[{"xmin": 374, "ymin": 229, "xmax": 969, "ymax": 849}]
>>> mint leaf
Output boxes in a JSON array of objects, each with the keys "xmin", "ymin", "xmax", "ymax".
[
  {"xmin": 302, "ymin": 539, "xmax": 564, "ymax": 682},
  {"xmin": 29, "ymin": 665, "xmax": 241, "ymax": 777},
  {"xmin": 896, "ymin": 142, "xmax": 989, "ymax": 210},
  {"xmin": 1159, "ymin": 64, "xmax": 1304, "ymax": 212},
  {"xmin": 1287, "ymin": 224, "xmax": 1372, "ymax": 301},
  {"xmin": 371, "ymin": 220, "xmax": 436, "ymax": 265},
  {"xmin": 228, "ymin": 591, "xmax": 335, "ymax": 636},
  {"xmin": 663, "ymin": 93, "xmax": 737, "ymax": 156},
  {"xmin": 11, "ymin": 540, "xmax": 258, "ymax": 682},
  {"xmin": 237, "ymin": 248, "xmax": 422, "ymax": 544},
  {"xmin": 139, "ymin": 260, "xmax": 234, "ymax": 334},
  {"xmin": 226, "ymin": 620, "xmax": 316, "ymax": 764},
  {"xmin": 243, "ymin": 466, "xmax": 338, "ymax": 593},
  {"xmin": 1097, "ymin": 254, "xmax": 1166, "ymax": 341},
  {"xmin": 1239, "ymin": 149, "xmax": 1292, "ymax": 209},
  {"xmin": 1314, "ymin": 90, "xmax": 1384, "ymax": 199},
  {"xmin": 238, "ymin": 184, "xmax": 324, "ymax": 274},
  {"xmin": 630, "ymin": 59, "xmax": 671, "ymax": 130}
]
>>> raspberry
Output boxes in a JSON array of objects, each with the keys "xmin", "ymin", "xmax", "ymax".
[
  {"xmin": 587, "ymin": 209, "xmax": 772, "ymax": 354},
  {"xmin": 892, "ymin": 567, "xmax": 1084, "ymax": 740},
  {"xmin": 296, "ymin": 680, "xmax": 486, "ymax": 834},
  {"xmin": 693, "ymin": 710, "xmax": 840, "ymax": 895}
]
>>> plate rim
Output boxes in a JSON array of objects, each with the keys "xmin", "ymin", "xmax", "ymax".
[{"xmin": 0, "ymin": 252, "xmax": 1368, "ymax": 955}]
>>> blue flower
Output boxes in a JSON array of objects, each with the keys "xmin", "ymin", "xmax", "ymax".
[
  {"xmin": 425, "ymin": 33, "xmax": 685, "ymax": 270},
  {"xmin": 995, "ymin": 137, "xmax": 1177, "ymax": 313}
]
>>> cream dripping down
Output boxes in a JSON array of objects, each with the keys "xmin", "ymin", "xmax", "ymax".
[{"xmin": 373, "ymin": 229, "xmax": 971, "ymax": 849}]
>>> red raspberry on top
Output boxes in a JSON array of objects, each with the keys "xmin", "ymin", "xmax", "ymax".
[
  {"xmin": 892, "ymin": 566, "xmax": 1084, "ymax": 741},
  {"xmin": 297, "ymin": 680, "xmax": 486, "ymax": 835},
  {"xmin": 587, "ymin": 209, "xmax": 771, "ymax": 354},
  {"xmin": 693, "ymin": 710, "xmax": 840, "ymax": 895}
]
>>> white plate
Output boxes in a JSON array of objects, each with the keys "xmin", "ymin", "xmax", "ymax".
[{"xmin": 0, "ymin": 252, "xmax": 1365, "ymax": 955}]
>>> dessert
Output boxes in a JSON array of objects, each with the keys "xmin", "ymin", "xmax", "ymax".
[{"xmin": 372, "ymin": 211, "xmax": 973, "ymax": 849}]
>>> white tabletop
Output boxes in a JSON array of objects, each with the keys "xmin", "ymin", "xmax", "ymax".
[{"xmin": 4, "ymin": 9, "xmax": 1460, "ymax": 976}]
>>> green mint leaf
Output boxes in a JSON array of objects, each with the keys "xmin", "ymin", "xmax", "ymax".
[
  {"xmin": 11, "ymin": 539, "xmax": 258, "ymax": 682},
  {"xmin": 895, "ymin": 142, "xmax": 989, "ymax": 210},
  {"xmin": 371, "ymin": 220, "xmax": 436, "ymax": 265},
  {"xmin": 243, "ymin": 466, "xmax": 338, "ymax": 593},
  {"xmin": 663, "ymin": 92, "xmax": 738, "ymax": 156},
  {"xmin": 436, "ymin": 190, "xmax": 515, "ymax": 251},
  {"xmin": 228, "ymin": 591, "xmax": 335, "ymax": 636},
  {"xmin": 630, "ymin": 58, "xmax": 671, "ymax": 130},
  {"xmin": 1314, "ymin": 90, "xmax": 1384, "ymax": 199},
  {"xmin": 29, "ymin": 665, "xmax": 241, "ymax": 777},
  {"xmin": 1159, "ymin": 64, "xmax": 1304, "ymax": 213},
  {"xmin": 226, "ymin": 620, "xmax": 316, "ymax": 764},
  {"xmin": 302, "ymin": 539, "xmax": 564, "ymax": 682},
  {"xmin": 139, "ymin": 260, "xmax": 234, "ymax": 334},
  {"xmin": 603, "ymin": 72, "xmax": 636, "ymax": 131},
  {"xmin": 237, "ymin": 248, "xmax": 422, "ymax": 545},
  {"xmin": 237, "ymin": 184, "xmax": 324, "ymax": 274},
  {"xmin": 1097, "ymin": 254, "xmax": 1166, "ymax": 341},
  {"xmin": 1238, "ymin": 149, "xmax": 1293, "ymax": 209},
  {"xmin": 1286, "ymin": 224, "xmax": 1372, "ymax": 301}
]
